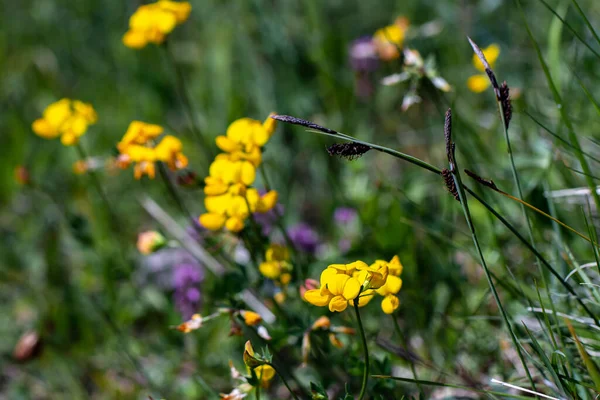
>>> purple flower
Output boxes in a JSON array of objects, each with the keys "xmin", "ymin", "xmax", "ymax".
[
  {"xmin": 349, "ymin": 37, "xmax": 379, "ymax": 72},
  {"xmin": 288, "ymin": 223, "xmax": 319, "ymax": 254},
  {"xmin": 173, "ymin": 262, "xmax": 205, "ymax": 319},
  {"xmin": 334, "ymin": 207, "xmax": 358, "ymax": 225}
]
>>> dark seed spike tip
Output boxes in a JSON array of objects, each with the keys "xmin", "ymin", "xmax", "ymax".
[
  {"xmin": 271, "ymin": 114, "xmax": 340, "ymax": 135},
  {"xmin": 467, "ymin": 36, "xmax": 492, "ymax": 71}
]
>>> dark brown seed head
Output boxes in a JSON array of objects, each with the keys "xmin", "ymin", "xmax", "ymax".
[
  {"xmin": 327, "ymin": 142, "xmax": 371, "ymax": 160},
  {"xmin": 441, "ymin": 168, "xmax": 460, "ymax": 201},
  {"xmin": 500, "ymin": 81, "xmax": 512, "ymax": 129},
  {"xmin": 271, "ymin": 115, "xmax": 340, "ymax": 135}
]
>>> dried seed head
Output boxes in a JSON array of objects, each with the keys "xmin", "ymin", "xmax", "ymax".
[
  {"xmin": 500, "ymin": 81, "xmax": 512, "ymax": 129},
  {"xmin": 464, "ymin": 169, "xmax": 500, "ymax": 191},
  {"xmin": 442, "ymin": 168, "xmax": 459, "ymax": 201},
  {"xmin": 271, "ymin": 115, "xmax": 339, "ymax": 135},
  {"xmin": 327, "ymin": 142, "xmax": 371, "ymax": 160}
]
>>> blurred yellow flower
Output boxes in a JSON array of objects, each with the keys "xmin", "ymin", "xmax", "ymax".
[
  {"xmin": 467, "ymin": 43, "xmax": 500, "ymax": 93},
  {"xmin": 32, "ymin": 98, "xmax": 97, "ymax": 146},
  {"xmin": 240, "ymin": 310, "xmax": 262, "ymax": 326},
  {"xmin": 259, "ymin": 244, "xmax": 292, "ymax": 281},
  {"xmin": 373, "ymin": 17, "xmax": 410, "ymax": 61},
  {"xmin": 116, "ymin": 122, "xmax": 188, "ymax": 180},
  {"xmin": 123, "ymin": 1, "xmax": 192, "ymax": 49},
  {"xmin": 215, "ymin": 113, "xmax": 277, "ymax": 166},
  {"xmin": 253, "ymin": 365, "xmax": 275, "ymax": 387},
  {"xmin": 199, "ymin": 114, "xmax": 279, "ymax": 233}
]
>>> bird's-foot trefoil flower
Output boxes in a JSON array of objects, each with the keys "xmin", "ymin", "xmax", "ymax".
[
  {"xmin": 123, "ymin": 1, "xmax": 192, "ymax": 49},
  {"xmin": 32, "ymin": 99, "xmax": 97, "ymax": 146}
]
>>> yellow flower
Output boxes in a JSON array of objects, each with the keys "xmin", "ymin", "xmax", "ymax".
[
  {"xmin": 117, "ymin": 121, "xmax": 163, "ymax": 152},
  {"xmin": 215, "ymin": 115, "xmax": 276, "ymax": 162},
  {"xmin": 355, "ymin": 260, "xmax": 389, "ymax": 289},
  {"xmin": 240, "ymin": 310, "xmax": 262, "ymax": 326},
  {"xmin": 259, "ymin": 244, "xmax": 292, "ymax": 281},
  {"xmin": 253, "ymin": 365, "xmax": 275, "ymax": 387},
  {"xmin": 116, "ymin": 122, "xmax": 188, "ymax": 180},
  {"xmin": 373, "ymin": 17, "xmax": 410, "ymax": 61},
  {"xmin": 32, "ymin": 98, "xmax": 97, "ymax": 146},
  {"xmin": 154, "ymin": 135, "xmax": 189, "ymax": 170},
  {"xmin": 122, "ymin": 1, "xmax": 191, "ymax": 49},
  {"xmin": 381, "ymin": 294, "xmax": 400, "ymax": 314},
  {"xmin": 304, "ymin": 266, "xmax": 364, "ymax": 312},
  {"xmin": 467, "ymin": 43, "xmax": 500, "ymax": 93}
]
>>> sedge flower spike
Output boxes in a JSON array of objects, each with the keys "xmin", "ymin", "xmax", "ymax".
[
  {"xmin": 467, "ymin": 43, "xmax": 500, "ymax": 93},
  {"xmin": 32, "ymin": 99, "xmax": 97, "ymax": 146},
  {"xmin": 123, "ymin": 1, "xmax": 192, "ymax": 49}
]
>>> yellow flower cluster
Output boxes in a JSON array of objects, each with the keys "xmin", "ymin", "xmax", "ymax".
[
  {"xmin": 258, "ymin": 244, "xmax": 292, "ymax": 284},
  {"xmin": 467, "ymin": 43, "xmax": 500, "ymax": 93},
  {"xmin": 199, "ymin": 115, "xmax": 279, "ymax": 233},
  {"xmin": 123, "ymin": 0, "xmax": 192, "ymax": 49},
  {"xmin": 32, "ymin": 99, "xmax": 97, "ymax": 146},
  {"xmin": 304, "ymin": 256, "xmax": 403, "ymax": 314},
  {"xmin": 116, "ymin": 121, "xmax": 188, "ymax": 179},
  {"xmin": 372, "ymin": 17, "xmax": 410, "ymax": 61}
]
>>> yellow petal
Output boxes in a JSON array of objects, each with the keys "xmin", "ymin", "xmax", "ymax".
[
  {"xmin": 304, "ymin": 289, "xmax": 331, "ymax": 307},
  {"xmin": 342, "ymin": 277, "xmax": 361, "ymax": 300},
  {"xmin": 122, "ymin": 30, "xmax": 148, "ymax": 49},
  {"xmin": 320, "ymin": 267, "xmax": 339, "ymax": 288},
  {"xmin": 328, "ymin": 295, "xmax": 348, "ymax": 312},
  {"xmin": 388, "ymin": 255, "xmax": 403, "ymax": 276},
  {"xmin": 225, "ymin": 216, "xmax": 245, "ymax": 232},
  {"xmin": 216, "ymin": 135, "xmax": 238, "ymax": 152},
  {"xmin": 257, "ymin": 190, "xmax": 278, "ymax": 213},
  {"xmin": 467, "ymin": 75, "xmax": 490, "ymax": 93},
  {"xmin": 259, "ymin": 261, "xmax": 281, "ymax": 280},
  {"xmin": 381, "ymin": 294, "xmax": 400, "ymax": 314},
  {"xmin": 262, "ymin": 112, "xmax": 277, "ymax": 137},
  {"xmin": 32, "ymin": 119, "xmax": 60, "ymax": 139},
  {"xmin": 240, "ymin": 161, "xmax": 256, "ymax": 186},
  {"xmin": 199, "ymin": 213, "xmax": 226, "ymax": 230}
]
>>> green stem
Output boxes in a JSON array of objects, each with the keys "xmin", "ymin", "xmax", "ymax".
[
  {"xmin": 449, "ymin": 142, "xmax": 537, "ymax": 391},
  {"xmin": 354, "ymin": 295, "xmax": 369, "ymax": 400},
  {"xmin": 268, "ymin": 363, "xmax": 300, "ymax": 400},
  {"xmin": 517, "ymin": 0, "xmax": 600, "ymax": 213},
  {"xmin": 391, "ymin": 315, "xmax": 424, "ymax": 398}
]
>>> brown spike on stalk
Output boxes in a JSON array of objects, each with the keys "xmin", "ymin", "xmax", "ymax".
[
  {"xmin": 464, "ymin": 169, "xmax": 500, "ymax": 191},
  {"xmin": 467, "ymin": 37, "xmax": 501, "ymax": 99},
  {"xmin": 271, "ymin": 115, "xmax": 340, "ymax": 135},
  {"xmin": 442, "ymin": 168, "xmax": 459, "ymax": 201},
  {"xmin": 444, "ymin": 108, "xmax": 453, "ymax": 163},
  {"xmin": 327, "ymin": 142, "xmax": 371, "ymax": 160},
  {"xmin": 499, "ymin": 81, "xmax": 512, "ymax": 129}
]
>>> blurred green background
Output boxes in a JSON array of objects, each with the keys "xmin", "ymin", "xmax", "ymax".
[{"xmin": 3, "ymin": 0, "xmax": 600, "ymax": 398}]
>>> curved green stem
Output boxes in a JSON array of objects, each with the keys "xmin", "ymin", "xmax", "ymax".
[
  {"xmin": 268, "ymin": 363, "xmax": 300, "ymax": 400},
  {"xmin": 354, "ymin": 297, "xmax": 369, "ymax": 400}
]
